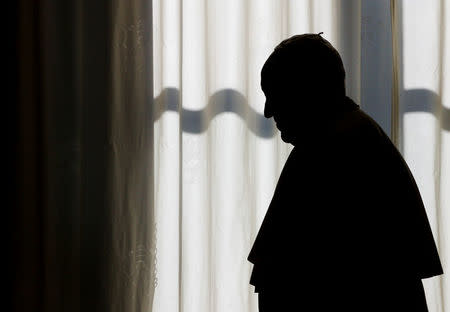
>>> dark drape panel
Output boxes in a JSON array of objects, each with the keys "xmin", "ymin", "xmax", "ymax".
[
  {"xmin": 13, "ymin": 1, "xmax": 47, "ymax": 311},
  {"xmin": 13, "ymin": 1, "xmax": 154, "ymax": 311}
]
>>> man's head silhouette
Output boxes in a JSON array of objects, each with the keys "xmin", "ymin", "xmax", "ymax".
[{"xmin": 261, "ymin": 33, "xmax": 347, "ymax": 144}]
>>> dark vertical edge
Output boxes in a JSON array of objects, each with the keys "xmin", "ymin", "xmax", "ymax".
[
  {"xmin": 360, "ymin": 0, "xmax": 393, "ymax": 135},
  {"xmin": 390, "ymin": 0, "xmax": 399, "ymax": 147},
  {"xmin": 8, "ymin": 0, "xmax": 18, "ymax": 307},
  {"xmin": 395, "ymin": 0, "xmax": 404, "ymax": 154},
  {"xmin": 138, "ymin": 0, "xmax": 156, "ymax": 309},
  {"xmin": 148, "ymin": 0, "xmax": 156, "ymax": 308},
  {"xmin": 72, "ymin": 0, "xmax": 83, "ymax": 309},
  {"xmin": 79, "ymin": 0, "xmax": 113, "ymax": 310},
  {"xmin": 13, "ymin": 0, "xmax": 45, "ymax": 311},
  {"xmin": 39, "ymin": 1, "xmax": 82, "ymax": 310}
]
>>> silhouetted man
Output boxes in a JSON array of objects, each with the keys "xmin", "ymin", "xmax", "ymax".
[{"xmin": 247, "ymin": 33, "xmax": 443, "ymax": 311}]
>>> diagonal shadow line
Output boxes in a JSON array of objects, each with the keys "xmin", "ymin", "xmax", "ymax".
[{"xmin": 153, "ymin": 87, "xmax": 276, "ymax": 138}]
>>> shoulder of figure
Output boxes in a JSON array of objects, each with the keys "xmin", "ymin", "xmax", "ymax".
[{"xmin": 334, "ymin": 108, "xmax": 387, "ymax": 145}]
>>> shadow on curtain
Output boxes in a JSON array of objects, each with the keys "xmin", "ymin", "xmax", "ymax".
[{"xmin": 153, "ymin": 88, "xmax": 276, "ymax": 138}]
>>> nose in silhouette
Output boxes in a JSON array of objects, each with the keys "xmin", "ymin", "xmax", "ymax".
[{"xmin": 264, "ymin": 100, "xmax": 274, "ymax": 119}]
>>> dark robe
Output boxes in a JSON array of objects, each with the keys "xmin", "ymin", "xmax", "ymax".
[{"xmin": 247, "ymin": 97, "xmax": 443, "ymax": 310}]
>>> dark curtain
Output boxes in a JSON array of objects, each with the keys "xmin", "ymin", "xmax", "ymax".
[{"xmin": 12, "ymin": 1, "xmax": 155, "ymax": 311}]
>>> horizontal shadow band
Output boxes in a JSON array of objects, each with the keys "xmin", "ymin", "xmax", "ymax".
[{"xmin": 153, "ymin": 88, "xmax": 450, "ymax": 136}]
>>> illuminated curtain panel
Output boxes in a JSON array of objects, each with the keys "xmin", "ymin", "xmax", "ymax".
[
  {"xmin": 392, "ymin": 1, "xmax": 449, "ymax": 312},
  {"xmin": 149, "ymin": 0, "xmax": 450, "ymax": 311}
]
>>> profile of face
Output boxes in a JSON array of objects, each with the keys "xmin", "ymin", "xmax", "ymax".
[
  {"xmin": 262, "ymin": 77, "xmax": 320, "ymax": 145},
  {"xmin": 261, "ymin": 34, "xmax": 347, "ymax": 145}
]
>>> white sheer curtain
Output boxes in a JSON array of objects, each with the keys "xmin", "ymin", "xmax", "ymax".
[
  {"xmin": 392, "ymin": 1, "xmax": 449, "ymax": 311},
  {"xmin": 152, "ymin": 0, "xmax": 448, "ymax": 311}
]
